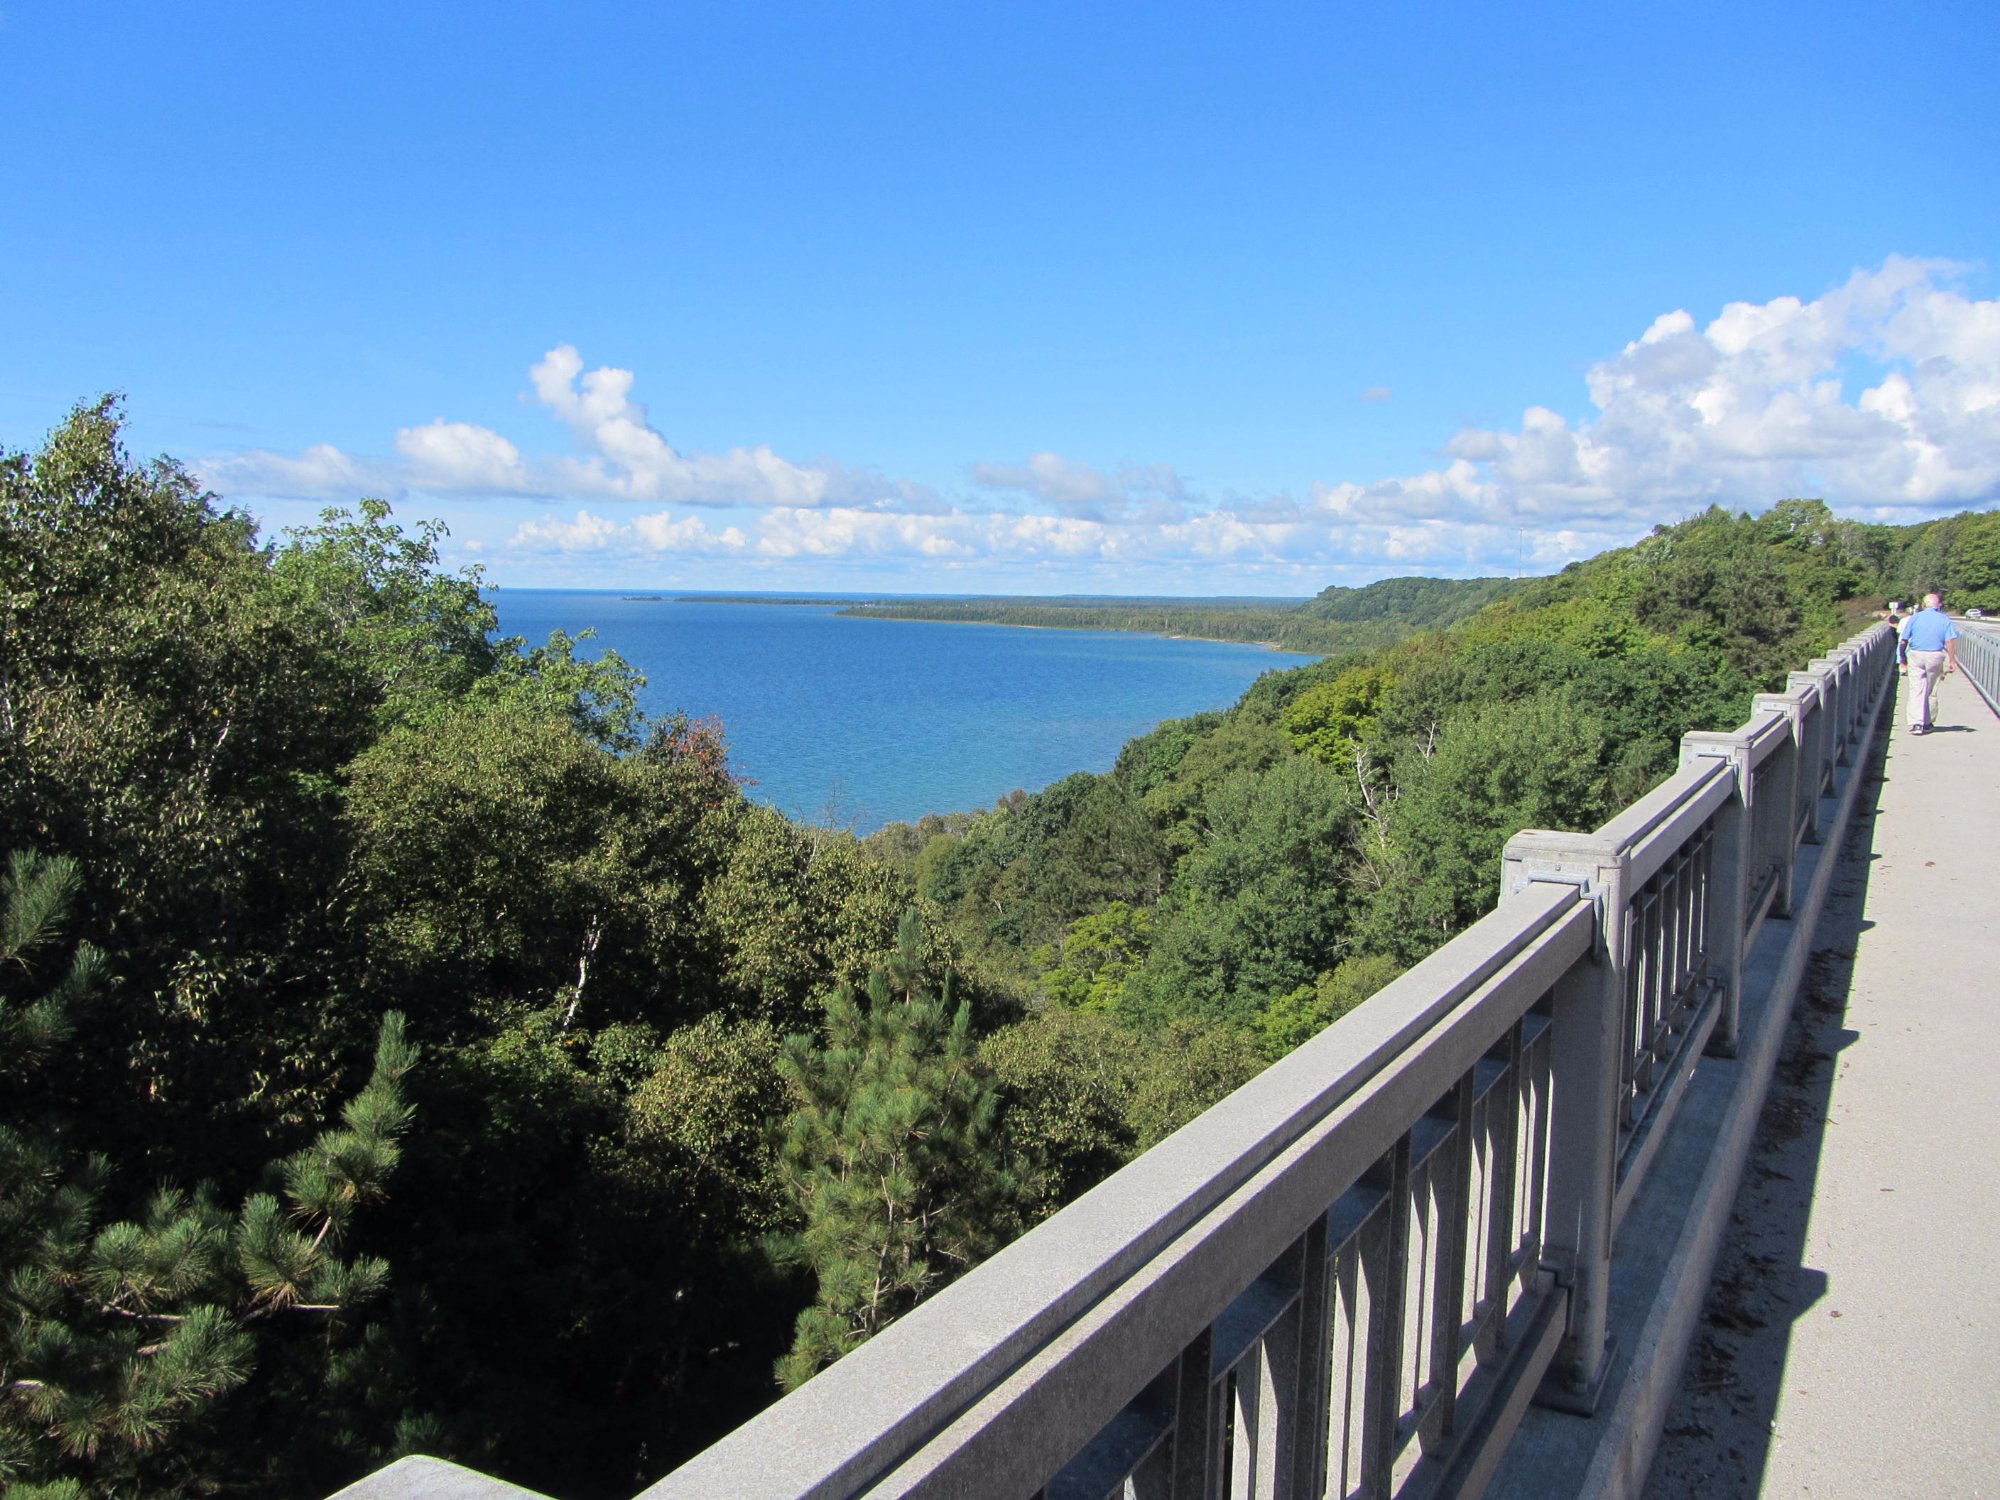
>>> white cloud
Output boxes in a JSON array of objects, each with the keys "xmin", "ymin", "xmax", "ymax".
[
  {"xmin": 530, "ymin": 344, "xmax": 830, "ymax": 508},
  {"xmin": 1358, "ymin": 386, "xmax": 1393, "ymax": 403},
  {"xmin": 511, "ymin": 509, "xmax": 621, "ymax": 551},
  {"xmin": 197, "ymin": 441, "xmax": 394, "ymax": 500},
  {"xmin": 632, "ymin": 510, "xmax": 749, "ymax": 552},
  {"xmin": 969, "ymin": 451, "xmax": 1190, "ymax": 522},
  {"xmin": 202, "ymin": 344, "xmax": 852, "ymax": 511},
  {"xmin": 395, "ymin": 420, "xmax": 530, "ymax": 492},
  {"xmin": 511, "ymin": 507, "xmax": 752, "ymax": 556}
]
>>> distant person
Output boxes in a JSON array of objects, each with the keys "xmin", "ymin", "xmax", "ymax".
[{"xmin": 1898, "ymin": 592, "xmax": 1959, "ymax": 735}]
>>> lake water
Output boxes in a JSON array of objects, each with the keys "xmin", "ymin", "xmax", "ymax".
[{"xmin": 489, "ymin": 591, "xmax": 1305, "ymax": 832}]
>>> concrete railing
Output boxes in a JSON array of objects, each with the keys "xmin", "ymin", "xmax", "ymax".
[
  {"xmin": 1954, "ymin": 617, "xmax": 2000, "ymax": 716},
  {"xmin": 336, "ymin": 622, "xmax": 1897, "ymax": 1500}
]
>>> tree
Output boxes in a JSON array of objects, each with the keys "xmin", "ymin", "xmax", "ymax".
[
  {"xmin": 772, "ymin": 913, "xmax": 1012, "ymax": 1388},
  {"xmin": 1252, "ymin": 953, "xmax": 1404, "ymax": 1060},
  {"xmin": 1280, "ymin": 662, "xmax": 1396, "ymax": 763},
  {"xmin": 980, "ymin": 1010, "xmax": 1135, "ymax": 1221},
  {"xmin": 0, "ymin": 850, "xmax": 417, "ymax": 1498},
  {"xmin": 1358, "ymin": 691, "xmax": 1611, "ymax": 964},
  {"xmin": 1034, "ymin": 902, "xmax": 1153, "ymax": 1011},
  {"xmin": 1124, "ymin": 756, "xmax": 1355, "ymax": 1027}
]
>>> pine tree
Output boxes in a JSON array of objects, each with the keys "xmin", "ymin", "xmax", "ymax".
[
  {"xmin": 0, "ymin": 850, "xmax": 417, "ymax": 1498},
  {"xmin": 773, "ymin": 910, "xmax": 1013, "ymax": 1390}
]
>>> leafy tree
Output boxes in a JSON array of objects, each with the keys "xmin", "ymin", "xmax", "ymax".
[
  {"xmin": 344, "ymin": 698, "xmax": 741, "ymax": 1035},
  {"xmin": 1124, "ymin": 756, "xmax": 1355, "ymax": 1027},
  {"xmin": 267, "ymin": 501, "xmax": 503, "ymax": 729},
  {"xmin": 1034, "ymin": 901, "xmax": 1153, "ymax": 1011},
  {"xmin": 1252, "ymin": 953, "xmax": 1404, "ymax": 1060},
  {"xmin": 1123, "ymin": 1019, "xmax": 1265, "ymax": 1151},
  {"xmin": 1138, "ymin": 718, "xmax": 1290, "ymax": 857},
  {"xmin": 773, "ymin": 913, "xmax": 1012, "ymax": 1389},
  {"xmin": 625, "ymin": 1015, "xmax": 787, "ymax": 1238},
  {"xmin": 982, "ymin": 1009, "xmax": 1136, "ymax": 1221},
  {"xmin": 1358, "ymin": 691, "xmax": 1611, "ymax": 964},
  {"xmin": 703, "ymin": 805, "xmax": 926, "ymax": 1034},
  {"xmin": 1280, "ymin": 662, "xmax": 1396, "ymax": 763}
]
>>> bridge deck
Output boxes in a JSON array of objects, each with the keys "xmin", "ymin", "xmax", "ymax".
[{"xmin": 1645, "ymin": 661, "xmax": 2000, "ymax": 1497}]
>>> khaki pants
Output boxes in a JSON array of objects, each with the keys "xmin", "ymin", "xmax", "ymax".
[{"xmin": 1908, "ymin": 648, "xmax": 1947, "ymax": 729}]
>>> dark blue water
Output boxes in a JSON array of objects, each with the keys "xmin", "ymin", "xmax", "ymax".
[{"xmin": 489, "ymin": 591, "xmax": 1303, "ymax": 831}]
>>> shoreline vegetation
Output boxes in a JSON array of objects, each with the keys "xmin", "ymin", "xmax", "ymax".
[
  {"xmin": 671, "ymin": 578, "xmax": 1525, "ymax": 656},
  {"xmin": 11, "ymin": 398, "xmax": 2000, "ymax": 1500}
]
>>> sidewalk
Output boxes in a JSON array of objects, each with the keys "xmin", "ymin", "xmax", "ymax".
[{"xmin": 1644, "ymin": 664, "xmax": 2000, "ymax": 1496}]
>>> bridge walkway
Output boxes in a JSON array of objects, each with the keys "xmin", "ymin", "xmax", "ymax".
[{"xmin": 1644, "ymin": 661, "xmax": 2000, "ymax": 1497}]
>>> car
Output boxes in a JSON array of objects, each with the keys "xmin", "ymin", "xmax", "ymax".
[{"xmin": 1970, "ymin": 607, "xmax": 1985, "ymax": 619}]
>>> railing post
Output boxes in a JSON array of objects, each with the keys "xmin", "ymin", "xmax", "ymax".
[
  {"xmin": 1785, "ymin": 670, "xmax": 1830, "ymax": 837},
  {"xmin": 1678, "ymin": 729, "xmax": 1752, "ymax": 1057},
  {"xmin": 1747, "ymin": 696, "xmax": 1801, "ymax": 920},
  {"xmin": 1500, "ymin": 832, "xmax": 1624, "ymax": 1411},
  {"xmin": 1808, "ymin": 657, "xmax": 1846, "ymax": 767}
]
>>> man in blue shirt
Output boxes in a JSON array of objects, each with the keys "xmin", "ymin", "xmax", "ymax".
[{"xmin": 1898, "ymin": 592, "xmax": 1960, "ymax": 735}]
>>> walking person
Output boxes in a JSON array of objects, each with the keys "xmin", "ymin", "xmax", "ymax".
[{"xmin": 1898, "ymin": 591, "xmax": 1960, "ymax": 735}]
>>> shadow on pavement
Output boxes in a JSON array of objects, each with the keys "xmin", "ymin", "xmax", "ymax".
[{"xmin": 1640, "ymin": 718, "xmax": 1888, "ymax": 1496}]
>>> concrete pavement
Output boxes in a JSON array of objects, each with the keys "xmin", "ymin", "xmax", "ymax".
[{"xmin": 1644, "ymin": 661, "xmax": 2000, "ymax": 1497}]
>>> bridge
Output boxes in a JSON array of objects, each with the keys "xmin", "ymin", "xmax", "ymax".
[{"xmin": 340, "ymin": 617, "xmax": 1999, "ymax": 1500}]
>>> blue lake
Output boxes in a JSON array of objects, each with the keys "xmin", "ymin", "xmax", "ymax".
[{"xmin": 489, "ymin": 591, "xmax": 1308, "ymax": 832}]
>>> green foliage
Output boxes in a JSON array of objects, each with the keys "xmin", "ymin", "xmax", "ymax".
[
  {"xmin": 1891, "ymin": 508, "xmax": 2000, "ymax": 611},
  {"xmin": 268, "ymin": 501, "xmax": 502, "ymax": 728},
  {"xmin": 1124, "ymin": 756, "xmax": 1355, "ymax": 1026},
  {"xmin": 1280, "ymin": 662, "xmax": 1396, "ymax": 763},
  {"xmin": 1252, "ymin": 953, "xmax": 1404, "ymax": 1059},
  {"xmin": 1034, "ymin": 901, "xmax": 1153, "ymax": 1011},
  {"xmin": 1137, "ymin": 718, "xmax": 1289, "ymax": 857},
  {"xmin": 1122, "ymin": 1019, "xmax": 1265, "ymax": 1151},
  {"xmin": 0, "ymin": 852, "xmax": 102, "ymax": 1072},
  {"xmin": 0, "ymin": 848, "xmax": 416, "ymax": 1498},
  {"xmin": 345, "ymin": 698, "xmax": 741, "ymax": 1033},
  {"xmin": 625, "ymin": 1015, "xmax": 787, "ymax": 1235},
  {"xmin": 703, "ymin": 806, "xmax": 927, "ymax": 1033},
  {"xmin": 918, "ymin": 772, "xmax": 1167, "ymax": 976},
  {"xmin": 980, "ymin": 1009, "xmax": 1136, "ymax": 1220},
  {"xmin": 773, "ymin": 913, "xmax": 1013, "ymax": 1389},
  {"xmin": 1359, "ymin": 692, "xmax": 1612, "ymax": 963}
]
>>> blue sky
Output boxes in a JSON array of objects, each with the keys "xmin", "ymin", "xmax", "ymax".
[{"xmin": 4, "ymin": 1, "xmax": 1997, "ymax": 593}]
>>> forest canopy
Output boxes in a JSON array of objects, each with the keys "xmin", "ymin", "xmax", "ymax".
[{"xmin": 2, "ymin": 399, "xmax": 1986, "ymax": 1498}]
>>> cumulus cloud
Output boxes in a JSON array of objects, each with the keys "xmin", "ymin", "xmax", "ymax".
[
  {"xmin": 201, "ymin": 344, "xmax": 852, "ymax": 511},
  {"xmin": 395, "ymin": 420, "xmax": 530, "ymax": 492},
  {"xmin": 511, "ymin": 507, "xmax": 750, "ymax": 555},
  {"xmin": 1320, "ymin": 255, "xmax": 2000, "ymax": 535},
  {"xmin": 529, "ymin": 345, "xmax": 832, "ymax": 508},
  {"xmin": 511, "ymin": 509, "xmax": 621, "ymax": 551},
  {"xmin": 969, "ymin": 451, "xmax": 1190, "ymax": 522}
]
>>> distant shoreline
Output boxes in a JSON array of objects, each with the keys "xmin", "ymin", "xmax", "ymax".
[{"xmin": 662, "ymin": 593, "xmax": 1320, "ymax": 653}]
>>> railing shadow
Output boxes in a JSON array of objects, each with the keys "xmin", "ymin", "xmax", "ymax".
[{"xmin": 1641, "ymin": 692, "xmax": 1897, "ymax": 1494}]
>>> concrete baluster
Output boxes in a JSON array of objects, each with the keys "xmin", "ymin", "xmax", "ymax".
[
  {"xmin": 1785, "ymin": 671, "xmax": 1831, "ymax": 838},
  {"xmin": 1678, "ymin": 729, "xmax": 1753, "ymax": 1056},
  {"xmin": 1499, "ymin": 831, "xmax": 1625, "ymax": 1412}
]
